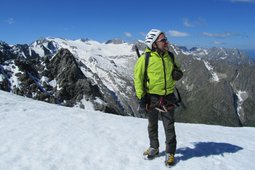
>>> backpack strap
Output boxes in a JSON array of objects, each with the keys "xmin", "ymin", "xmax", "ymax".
[{"xmin": 143, "ymin": 52, "xmax": 150, "ymax": 93}]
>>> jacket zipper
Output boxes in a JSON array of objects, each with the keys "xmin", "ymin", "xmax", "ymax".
[{"xmin": 161, "ymin": 55, "xmax": 167, "ymax": 96}]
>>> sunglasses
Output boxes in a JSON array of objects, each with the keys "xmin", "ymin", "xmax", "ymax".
[{"xmin": 156, "ymin": 38, "xmax": 168, "ymax": 43}]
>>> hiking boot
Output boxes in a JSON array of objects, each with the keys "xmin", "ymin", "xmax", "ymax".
[
  {"xmin": 165, "ymin": 153, "xmax": 175, "ymax": 166},
  {"xmin": 143, "ymin": 147, "xmax": 159, "ymax": 159}
]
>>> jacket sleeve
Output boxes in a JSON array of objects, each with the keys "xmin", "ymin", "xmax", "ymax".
[
  {"xmin": 174, "ymin": 55, "xmax": 182, "ymax": 69},
  {"xmin": 134, "ymin": 55, "xmax": 146, "ymax": 99}
]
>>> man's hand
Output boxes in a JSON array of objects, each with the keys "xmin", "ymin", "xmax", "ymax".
[{"xmin": 137, "ymin": 97, "xmax": 147, "ymax": 114}]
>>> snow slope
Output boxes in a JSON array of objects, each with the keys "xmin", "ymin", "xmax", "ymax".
[{"xmin": 0, "ymin": 90, "xmax": 254, "ymax": 170}]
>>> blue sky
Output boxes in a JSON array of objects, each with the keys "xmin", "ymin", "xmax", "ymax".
[{"xmin": 1, "ymin": 0, "xmax": 255, "ymax": 50}]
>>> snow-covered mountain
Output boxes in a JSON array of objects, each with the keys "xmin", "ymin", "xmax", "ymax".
[
  {"xmin": 1, "ymin": 89, "xmax": 255, "ymax": 170},
  {"xmin": 1, "ymin": 38, "xmax": 255, "ymax": 127},
  {"xmin": 1, "ymin": 38, "xmax": 138, "ymax": 116}
]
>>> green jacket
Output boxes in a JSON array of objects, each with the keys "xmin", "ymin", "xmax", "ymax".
[{"xmin": 134, "ymin": 48, "xmax": 178, "ymax": 99}]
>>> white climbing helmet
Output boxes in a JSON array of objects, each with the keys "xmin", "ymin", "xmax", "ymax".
[{"xmin": 145, "ymin": 29, "xmax": 163, "ymax": 49}]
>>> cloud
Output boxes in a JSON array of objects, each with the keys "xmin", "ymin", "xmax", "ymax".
[
  {"xmin": 124, "ymin": 32, "xmax": 132, "ymax": 38},
  {"xmin": 202, "ymin": 32, "xmax": 233, "ymax": 38},
  {"xmin": 212, "ymin": 41, "xmax": 225, "ymax": 45},
  {"xmin": 183, "ymin": 17, "xmax": 207, "ymax": 27},
  {"xmin": 168, "ymin": 30, "xmax": 189, "ymax": 37},
  {"xmin": 139, "ymin": 32, "xmax": 146, "ymax": 37},
  {"xmin": 183, "ymin": 18, "xmax": 193, "ymax": 27},
  {"xmin": 7, "ymin": 18, "xmax": 15, "ymax": 24},
  {"xmin": 229, "ymin": 0, "xmax": 255, "ymax": 3}
]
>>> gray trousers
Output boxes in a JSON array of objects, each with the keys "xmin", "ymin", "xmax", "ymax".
[{"xmin": 147, "ymin": 94, "xmax": 177, "ymax": 154}]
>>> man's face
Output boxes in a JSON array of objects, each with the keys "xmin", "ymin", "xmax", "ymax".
[{"xmin": 154, "ymin": 33, "xmax": 169, "ymax": 52}]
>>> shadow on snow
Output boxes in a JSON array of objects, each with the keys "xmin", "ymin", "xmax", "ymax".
[{"xmin": 175, "ymin": 142, "xmax": 243, "ymax": 162}]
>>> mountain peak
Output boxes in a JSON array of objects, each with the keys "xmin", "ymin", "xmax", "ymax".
[{"xmin": 105, "ymin": 39, "xmax": 125, "ymax": 44}]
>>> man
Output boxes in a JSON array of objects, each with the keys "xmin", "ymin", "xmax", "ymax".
[{"xmin": 134, "ymin": 29, "xmax": 182, "ymax": 166}]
